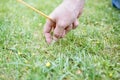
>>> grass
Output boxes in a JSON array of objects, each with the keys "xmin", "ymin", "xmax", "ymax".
[{"xmin": 0, "ymin": 0, "xmax": 120, "ymax": 80}]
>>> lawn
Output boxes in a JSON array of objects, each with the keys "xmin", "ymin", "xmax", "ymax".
[{"xmin": 0, "ymin": 0, "xmax": 120, "ymax": 80}]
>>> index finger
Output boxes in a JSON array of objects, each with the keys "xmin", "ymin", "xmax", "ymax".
[{"xmin": 44, "ymin": 20, "xmax": 53, "ymax": 44}]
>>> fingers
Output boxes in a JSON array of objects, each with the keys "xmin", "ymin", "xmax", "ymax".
[
  {"xmin": 44, "ymin": 20, "xmax": 53, "ymax": 44},
  {"xmin": 62, "ymin": 19, "xmax": 79, "ymax": 37},
  {"xmin": 62, "ymin": 24, "xmax": 73, "ymax": 38},
  {"xmin": 53, "ymin": 24, "xmax": 65, "ymax": 41},
  {"xmin": 65, "ymin": 24, "xmax": 73, "ymax": 34},
  {"xmin": 72, "ymin": 19, "xmax": 79, "ymax": 29},
  {"xmin": 44, "ymin": 19, "xmax": 79, "ymax": 44}
]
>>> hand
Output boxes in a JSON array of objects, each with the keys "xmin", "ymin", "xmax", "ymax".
[{"xmin": 44, "ymin": 0, "xmax": 84, "ymax": 44}]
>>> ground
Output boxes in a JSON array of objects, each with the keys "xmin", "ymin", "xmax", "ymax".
[{"xmin": 0, "ymin": 0, "xmax": 120, "ymax": 80}]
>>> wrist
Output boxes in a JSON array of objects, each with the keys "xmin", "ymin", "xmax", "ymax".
[
  {"xmin": 63, "ymin": 0, "xmax": 85, "ymax": 18},
  {"xmin": 64, "ymin": 0, "xmax": 84, "ymax": 3}
]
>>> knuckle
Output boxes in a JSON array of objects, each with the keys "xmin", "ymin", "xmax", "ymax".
[
  {"xmin": 73, "ymin": 20, "xmax": 79, "ymax": 29},
  {"xmin": 54, "ymin": 33, "xmax": 62, "ymax": 38},
  {"xmin": 75, "ymin": 23, "xmax": 79, "ymax": 27},
  {"xmin": 57, "ymin": 22, "xmax": 66, "ymax": 28},
  {"xmin": 54, "ymin": 34, "xmax": 60, "ymax": 38}
]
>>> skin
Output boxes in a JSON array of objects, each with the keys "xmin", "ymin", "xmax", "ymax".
[{"xmin": 44, "ymin": 0, "xmax": 85, "ymax": 44}]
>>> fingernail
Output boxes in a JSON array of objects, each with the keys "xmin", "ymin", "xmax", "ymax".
[
  {"xmin": 46, "ymin": 39, "xmax": 52, "ymax": 44},
  {"xmin": 53, "ymin": 37, "xmax": 58, "ymax": 41}
]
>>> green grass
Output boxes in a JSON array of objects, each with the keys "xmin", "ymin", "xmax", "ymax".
[{"xmin": 0, "ymin": 0, "xmax": 120, "ymax": 80}]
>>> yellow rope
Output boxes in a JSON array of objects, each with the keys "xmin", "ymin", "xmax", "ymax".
[{"xmin": 17, "ymin": 0, "xmax": 55, "ymax": 22}]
